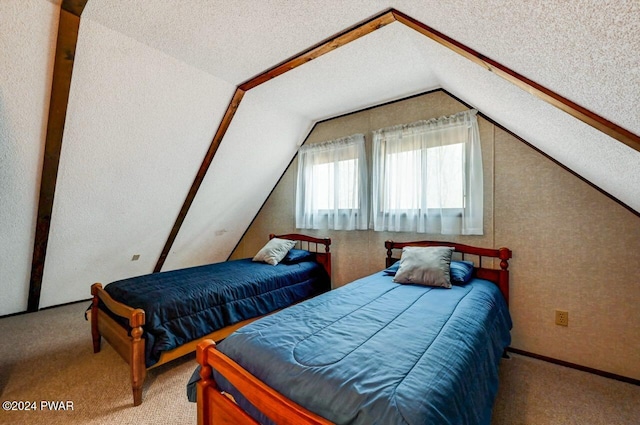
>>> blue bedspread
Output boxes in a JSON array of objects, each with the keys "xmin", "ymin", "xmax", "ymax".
[
  {"xmin": 208, "ymin": 271, "xmax": 511, "ymax": 425},
  {"xmin": 101, "ymin": 258, "xmax": 329, "ymax": 367}
]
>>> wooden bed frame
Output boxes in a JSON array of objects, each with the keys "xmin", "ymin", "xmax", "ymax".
[
  {"xmin": 195, "ymin": 240, "xmax": 512, "ymax": 425},
  {"xmin": 385, "ymin": 240, "xmax": 512, "ymax": 305},
  {"xmin": 90, "ymin": 233, "xmax": 331, "ymax": 406}
]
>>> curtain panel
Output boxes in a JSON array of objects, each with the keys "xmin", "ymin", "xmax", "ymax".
[
  {"xmin": 371, "ymin": 109, "xmax": 483, "ymax": 235},
  {"xmin": 296, "ymin": 134, "xmax": 368, "ymax": 230}
]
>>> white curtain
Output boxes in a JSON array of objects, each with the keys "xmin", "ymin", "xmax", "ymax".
[
  {"xmin": 296, "ymin": 134, "xmax": 368, "ymax": 230},
  {"xmin": 372, "ymin": 109, "xmax": 483, "ymax": 235}
]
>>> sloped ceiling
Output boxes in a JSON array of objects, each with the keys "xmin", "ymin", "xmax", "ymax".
[
  {"xmin": 3, "ymin": 1, "xmax": 638, "ymax": 313},
  {"xmin": 81, "ymin": 0, "xmax": 640, "ymax": 204},
  {"xmin": 84, "ymin": 1, "xmax": 640, "ymax": 133}
]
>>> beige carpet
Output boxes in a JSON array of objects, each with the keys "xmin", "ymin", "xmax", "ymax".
[
  {"xmin": 493, "ymin": 351, "xmax": 640, "ymax": 424},
  {"xmin": 1, "ymin": 302, "xmax": 638, "ymax": 424},
  {"xmin": 0, "ymin": 302, "xmax": 195, "ymax": 425}
]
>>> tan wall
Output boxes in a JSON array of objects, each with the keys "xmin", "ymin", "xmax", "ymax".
[{"xmin": 232, "ymin": 90, "xmax": 640, "ymax": 380}]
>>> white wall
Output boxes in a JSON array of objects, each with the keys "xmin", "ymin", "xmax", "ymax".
[
  {"xmin": 39, "ymin": 18, "xmax": 237, "ymax": 307},
  {"xmin": 0, "ymin": 0, "xmax": 59, "ymax": 316},
  {"xmin": 162, "ymin": 87, "xmax": 310, "ymax": 270}
]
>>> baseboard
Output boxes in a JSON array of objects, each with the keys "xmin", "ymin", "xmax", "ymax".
[
  {"xmin": 0, "ymin": 298, "xmax": 91, "ymax": 320},
  {"xmin": 40, "ymin": 298, "xmax": 92, "ymax": 310},
  {"xmin": 507, "ymin": 347, "xmax": 640, "ymax": 386}
]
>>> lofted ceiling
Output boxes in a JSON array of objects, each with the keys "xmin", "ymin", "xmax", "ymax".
[
  {"xmin": 80, "ymin": 0, "xmax": 640, "ymax": 204},
  {"xmin": 2, "ymin": 0, "xmax": 639, "ymax": 314},
  {"xmin": 83, "ymin": 1, "xmax": 640, "ymax": 133}
]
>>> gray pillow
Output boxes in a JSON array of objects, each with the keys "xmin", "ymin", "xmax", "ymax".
[
  {"xmin": 393, "ymin": 246, "xmax": 455, "ymax": 288},
  {"xmin": 252, "ymin": 238, "xmax": 296, "ymax": 265}
]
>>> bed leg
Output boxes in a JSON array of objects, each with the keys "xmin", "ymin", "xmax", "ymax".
[
  {"xmin": 91, "ymin": 324, "xmax": 101, "ymax": 353},
  {"xmin": 130, "ymin": 310, "xmax": 146, "ymax": 406},
  {"xmin": 196, "ymin": 340, "xmax": 216, "ymax": 425},
  {"xmin": 90, "ymin": 283, "xmax": 102, "ymax": 353},
  {"xmin": 132, "ymin": 385, "xmax": 143, "ymax": 406}
]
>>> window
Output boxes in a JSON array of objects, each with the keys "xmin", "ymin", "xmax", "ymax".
[
  {"xmin": 384, "ymin": 143, "xmax": 464, "ymax": 210},
  {"xmin": 310, "ymin": 159, "xmax": 359, "ymax": 210},
  {"xmin": 372, "ymin": 109, "xmax": 483, "ymax": 235},
  {"xmin": 296, "ymin": 134, "xmax": 368, "ymax": 230}
]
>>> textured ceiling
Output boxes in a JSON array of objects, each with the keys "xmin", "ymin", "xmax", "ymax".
[
  {"xmin": 86, "ymin": 0, "xmax": 640, "ymax": 209},
  {"xmin": 396, "ymin": 0, "xmax": 640, "ymax": 135},
  {"xmin": 84, "ymin": 0, "xmax": 386, "ymax": 85},
  {"xmin": 84, "ymin": 0, "xmax": 640, "ymax": 135},
  {"xmin": 252, "ymin": 22, "xmax": 440, "ymax": 122}
]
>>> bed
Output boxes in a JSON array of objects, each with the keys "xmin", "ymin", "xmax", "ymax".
[
  {"xmin": 193, "ymin": 240, "xmax": 512, "ymax": 425},
  {"xmin": 90, "ymin": 233, "xmax": 331, "ymax": 406}
]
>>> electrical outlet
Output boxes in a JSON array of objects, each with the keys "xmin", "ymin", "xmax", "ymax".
[
  {"xmin": 131, "ymin": 254, "xmax": 140, "ymax": 261},
  {"xmin": 555, "ymin": 310, "xmax": 569, "ymax": 326}
]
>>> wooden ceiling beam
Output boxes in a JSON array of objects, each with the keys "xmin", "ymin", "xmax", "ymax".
[
  {"xmin": 154, "ymin": 89, "xmax": 245, "ymax": 272},
  {"xmin": 28, "ymin": 1, "xmax": 89, "ymax": 311},
  {"xmin": 239, "ymin": 10, "xmax": 396, "ymax": 91},
  {"xmin": 392, "ymin": 9, "xmax": 640, "ymax": 153},
  {"xmin": 61, "ymin": 0, "xmax": 90, "ymax": 18}
]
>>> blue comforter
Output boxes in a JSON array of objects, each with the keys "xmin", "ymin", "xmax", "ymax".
[
  {"xmin": 101, "ymin": 258, "xmax": 329, "ymax": 367},
  {"xmin": 209, "ymin": 271, "xmax": 511, "ymax": 425}
]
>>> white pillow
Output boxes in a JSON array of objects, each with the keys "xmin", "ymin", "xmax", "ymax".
[
  {"xmin": 393, "ymin": 246, "xmax": 455, "ymax": 288},
  {"xmin": 252, "ymin": 238, "xmax": 296, "ymax": 266}
]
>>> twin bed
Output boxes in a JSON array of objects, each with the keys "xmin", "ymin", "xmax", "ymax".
[
  {"xmin": 90, "ymin": 234, "xmax": 332, "ymax": 406},
  {"xmin": 193, "ymin": 240, "xmax": 513, "ymax": 425},
  {"xmin": 91, "ymin": 235, "xmax": 512, "ymax": 423}
]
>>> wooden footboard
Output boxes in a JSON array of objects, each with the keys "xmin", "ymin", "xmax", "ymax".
[
  {"xmin": 196, "ymin": 340, "xmax": 332, "ymax": 425},
  {"xmin": 90, "ymin": 285, "xmax": 279, "ymax": 406},
  {"xmin": 91, "ymin": 282, "xmax": 146, "ymax": 405}
]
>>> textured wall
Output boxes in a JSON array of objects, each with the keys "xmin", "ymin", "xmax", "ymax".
[
  {"xmin": 39, "ymin": 18, "xmax": 237, "ymax": 307},
  {"xmin": 494, "ymin": 128, "xmax": 640, "ymax": 380},
  {"xmin": 0, "ymin": 0, "xmax": 59, "ymax": 315},
  {"xmin": 162, "ymin": 87, "xmax": 310, "ymax": 271},
  {"xmin": 233, "ymin": 90, "xmax": 640, "ymax": 379}
]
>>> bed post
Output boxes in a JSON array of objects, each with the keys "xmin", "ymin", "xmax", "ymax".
[
  {"xmin": 196, "ymin": 339, "xmax": 215, "ymax": 425},
  {"xmin": 90, "ymin": 283, "xmax": 102, "ymax": 353},
  {"xmin": 498, "ymin": 247, "xmax": 512, "ymax": 306},
  {"xmin": 130, "ymin": 309, "xmax": 146, "ymax": 406},
  {"xmin": 385, "ymin": 241, "xmax": 394, "ymax": 268},
  {"xmin": 322, "ymin": 237, "xmax": 332, "ymax": 280}
]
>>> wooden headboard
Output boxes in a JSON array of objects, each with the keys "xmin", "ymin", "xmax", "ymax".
[
  {"xmin": 384, "ymin": 240, "xmax": 512, "ymax": 304},
  {"xmin": 270, "ymin": 233, "xmax": 332, "ymax": 279}
]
